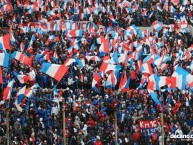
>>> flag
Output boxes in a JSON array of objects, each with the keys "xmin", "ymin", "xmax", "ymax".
[
  {"xmin": 141, "ymin": 62, "xmax": 153, "ymax": 74},
  {"xmin": 152, "ymin": 20, "xmax": 163, "ymax": 32},
  {"xmin": 92, "ymin": 72, "xmax": 102, "ymax": 88},
  {"xmin": 0, "ymin": 53, "xmax": 9, "ymax": 68},
  {"xmin": 154, "ymin": 54, "xmax": 171, "ymax": 67},
  {"xmin": 143, "ymin": 54, "xmax": 155, "ymax": 63},
  {"xmin": 3, "ymin": 80, "xmax": 15, "ymax": 100},
  {"xmin": 142, "ymin": 29, "xmax": 149, "ymax": 37},
  {"xmin": 160, "ymin": 63, "xmax": 168, "ymax": 71},
  {"xmin": 182, "ymin": 0, "xmax": 188, "ymax": 5},
  {"xmin": 64, "ymin": 58, "xmax": 76, "ymax": 66},
  {"xmin": 53, "ymin": 86, "xmax": 58, "ymax": 96},
  {"xmin": 124, "ymin": 29, "xmax": 133, "ymax": 39},
  {"xmin": 65, "ymin": 30, "xmax": 83, "ymax": 38},
  {"xmin": 15, "ymin": 86, "xmax": 26, "ymax": 112},
  {"xmin": 76, "ymin": 59, "xmax": 85, "ymax": 68},
  {"xmin": 85, "ymin": 56, "xmax": 101, "ymax": 62},
  {"xmin": 11, "ymin": 51, "xmax": 24, "ymax": 62},
  {"xmin": 172, "ymin": 65, "xmax": 189, "ymax": 90},
  {"xmin": 40, "ymin": 63, "xmax": 69, "ymax": 81},
  {"xmin": 11, "ymin": 51, "xmax": 32, "ymax": 66},
  {"xmin": 138, "ymin": 73, "xmax": 149, "ymax": 89},
  {"xmin": 190, "ymin": 62, "xmax": 193, "ymax": 72},
  {"xmin": 137, "ymin": 60, "xmax": 143, "ymax": 70},
  {"xmin": 88, "ymin": 0, "xmax": 92, "ymax": 5},
  {"xmin": 147, "ymin": 78, "xmax": 161, "ymax": 105},
  {"xmin": 24, "ymin": 83, "xmax": 39, "ymax": 98},
  {"xmin": 171, "ymin": 0, "xmax": 179, "ymax": 5},
  {"xmin": 169, "ymin": 5, "xmax": 176, "ymax": 13},
  {"xmin": 90, "ymin": 44, "xmax": 95, "ymax": 51},
  {"xmin": 119, "ymin": 72, "xmax": 130, "ymax": 90},
  {"xmin": 132, "ymin": 44, "xmax": 142, "ymax": 60},
  {"xmin": 13, "ymin": 71, "xmax": 30, "ymax": 84},
  {"xmin": 103, "ymin": 70, "xmax": 118, "ymax": 89},
  {"xmin": 16, "ymin": 86, "xmax": 26, "ymax": 104},
  {"xmin": 0, "ymin": 34, "xmax": 10, "ymax": 51},
  {"xmin": 105, "ymin": 64, "xmax": 122, "ymax": 73},
  {"xmin": 129, "ymin": 25, "xmax": 143, "ymax": 38},
  {"xmin": 2, "ymin": 3, "xmax": 13, "ymax": 11},
  {"xmin": 108, "ymin": 15, "xmax": 118, "ymax": 25},
  {"xmin": 20, "ymin": 42, "xmax": 25, "ymax": 52},
  {"xmin": 112, "ymin": 51, "xmax": 119, "ymax": 63},
  {"xmin": 183, "ymin": 49, "xmax": 191, "ymax": 60},
  {"xmin": 97, "ymin": 36, "xmax": 110, "ymax": 54},
  {"xmin": 188, "ymin": 44, "xmax": 193, "ymax": 51},
  {"xmin": 46, "ymin": 35, "xmax": 59, "ymax": 44}
]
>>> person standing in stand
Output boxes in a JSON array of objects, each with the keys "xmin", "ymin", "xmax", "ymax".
[{"xmin": 129, "ymin": 68, "xmax": 137, "ymax": 89}]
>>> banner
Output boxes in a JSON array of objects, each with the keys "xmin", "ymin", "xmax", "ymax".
[{"xmin": 139, "ymin": 120, "xmax": 159, "ymax": 135}]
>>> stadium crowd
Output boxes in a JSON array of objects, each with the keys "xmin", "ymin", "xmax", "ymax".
[{"xmin": 0, "ymin": 0, "xmax": 193, "ymax": 145}]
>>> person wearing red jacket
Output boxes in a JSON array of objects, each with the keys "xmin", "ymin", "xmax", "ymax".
[
  {"xmin": 88, "ymin": 117, "xmax": 95, "ymax": 128},
  {"xmin": 132, "ymin": 130, "xmax": 141, "ymax": 145},
  {"xmin": 130, "ymin": 68, "xmax": 137, "ymax": 89},
  {"xmin": 94, "ymin": 140, "xmax": 102, "ymax": 145},
  {"xmin": 152, "ymin": 132, "xmax": 158, "ymax": 144}
]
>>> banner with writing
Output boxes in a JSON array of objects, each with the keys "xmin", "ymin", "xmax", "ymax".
[{"xmin": 139, "ymin": 120, "xmax": 159, "ymax": 135}]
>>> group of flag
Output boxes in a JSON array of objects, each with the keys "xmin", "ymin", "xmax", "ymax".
[{"xmin": 0, "ymin": 0, "xmax": 192, "ymax": 110}]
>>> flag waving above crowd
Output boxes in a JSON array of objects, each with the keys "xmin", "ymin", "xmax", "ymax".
[{"xmin": 0, "ymin": 0, "xmax": 193, "ymax": 144}]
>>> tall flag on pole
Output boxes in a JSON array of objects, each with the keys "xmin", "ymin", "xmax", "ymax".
[
  {"xmin": 3, "ymin": 80, "xmax": 15, "ymax": 100},
  {"xmin": 16, "ymin": 86, "xmax": 26, "ymax": 105},
  {"xmin": 13, "ymin": 71, "xmax": 30, "ymax": 84},
  {"xmin": 119, "ymin": 72, "xmax": 130, "ymax": 90},
  {"xmin": 0, "ymin": 34, "xmax": 10, "ymax": 51},
  {"xmin": 24, "ymin": 83, "xmax": 40, "ymax": 98},
  {"xmin": 40, "ymin": 63, "xmax": 69, "ymax": 81},
  {"xmin": 0, "ymin": 53, "xmax": 10, "ymax": 68}
]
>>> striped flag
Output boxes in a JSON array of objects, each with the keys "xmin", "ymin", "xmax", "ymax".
[
  {"xmin": 0, "ymin": 34, "xmax": 10, "ymax": 51},
  {"xmin": 0, "ymin": 53, "xmax": 10, "ymax": 68},
  {"xmin": 40, "ymin": 63, "xmax": 69, "ymax": 81},
  {"xmin": 3, "ymin": 80, "xmax": 15, "ymax": 100},
  {"xmin": 13, "ymin": 71, "xmax": 30, "ymax": 84}
]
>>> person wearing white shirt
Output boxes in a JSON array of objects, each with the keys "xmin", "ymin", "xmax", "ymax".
[
  {"xmin": 159, "ymin": 135, "xmax": 163, "ymax": 145},
  {"xmin": 175, "ymin": 126, "xmax": 183, "ymax": 136},
  {"xmin": 68, "ymin": 77, "xmax": 74, "ymax": 86},
  {"xmin": 51, "ymin": 102, "xmax": 59, "ymax": 116}
]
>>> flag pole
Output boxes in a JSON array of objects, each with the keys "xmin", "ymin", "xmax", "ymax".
[
  {"xmin": 161, "ymin": 112, "xmax": 164, "ymax": 145},
  {"xmin": 6, "ymin": 16, "xmax": 13, "ymax": 145},
  {"xmin": 63, "ymin": 104, "xmax": 66, "ymax": 145},
  {"xmin": 114, "ymin": 110, "xmax": 118, "ymax": 145},
  {"xmin": 160, "ymin": 90, "xmax": 164, "ymax": 145},
  {"xmin": 6, "ymin": 101, "xmax": 9, "ymax": 145},
  {"xmin": 0, "ymin": 67, "xmax": 3, "ymax": 95}
]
